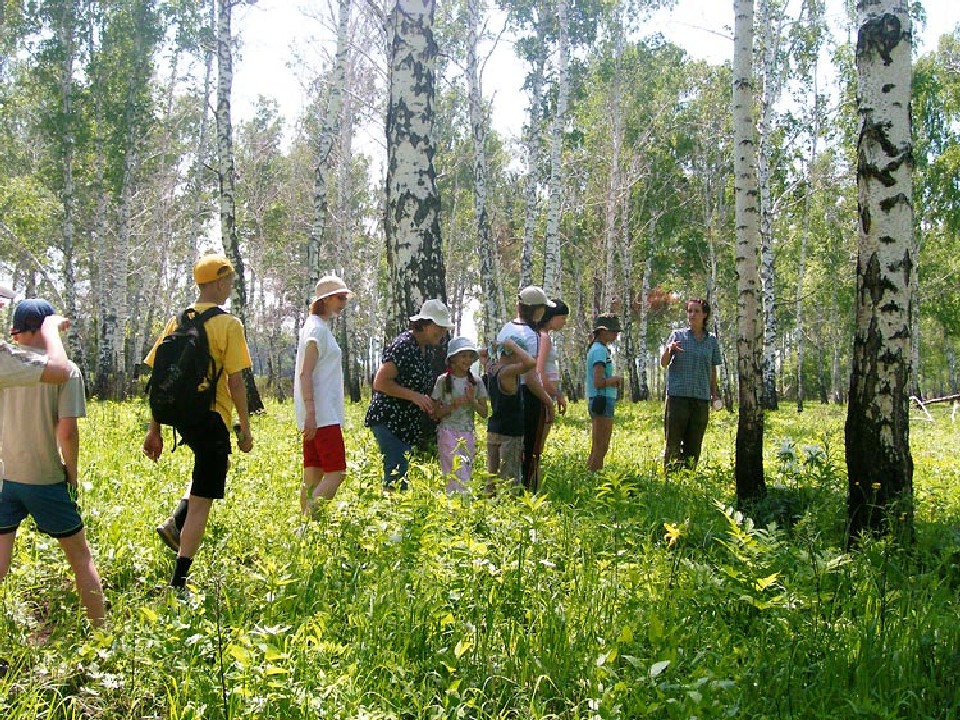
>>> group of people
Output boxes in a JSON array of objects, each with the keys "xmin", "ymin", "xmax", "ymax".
[{"xmin": 0, "ymin": 253, "xmax": 723, "ymax": 626}]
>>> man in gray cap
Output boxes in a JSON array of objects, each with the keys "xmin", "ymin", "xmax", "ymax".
[
  {"xmin": 0, "ymin": 286, "xmax": 72, "ymax": 388},
  {"xmin": 0, "ymin": 297, "xmax": 104, "ymax": 626}
]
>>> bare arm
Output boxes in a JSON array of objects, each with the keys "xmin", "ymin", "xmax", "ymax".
[
  {"xmin": 373, "ymin": 361, "xmax": 434, "ymax": 415},
  {"xmin": 57, "ymin": 417, "xmax": 80, "ymax": 486},
  {"xmin": 228, "ymin": 371, "xmax": 253, "ymax": 452},
  {"xmin": 39, "ymin": 315, "xmax": 72, "ymax": 384},
  {"xmin": 298, "ymin": 341, "xmax": 320, "ymax": 440},
  {"xmin": 593, "ymin": 363, "xmax": 623, "ymax": 390}
]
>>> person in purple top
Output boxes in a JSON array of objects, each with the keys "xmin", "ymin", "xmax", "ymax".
[{"xmin": 660, "ymin": 298, "xmax": 722, "ymax": 473}]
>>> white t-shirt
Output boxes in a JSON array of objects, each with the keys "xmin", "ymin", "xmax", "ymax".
[
  {"xmin": 0, "ymin": 341, "xmax": 46, "ymax": 390},
  {"xmin": 432, "ymin": 373, "xmax": 488, "ymax": 433},
  {"xmin": 294, "ymin": 315, "xmax": 344, "ymax": 430},
  {"xmin": 0, "ymin": 355, "xmax": 86, "ymax": 485}
]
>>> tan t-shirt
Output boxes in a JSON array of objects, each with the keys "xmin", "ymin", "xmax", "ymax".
[
  {"xmin": 144, "ymin": 303, "xmax": 253, "ymax": 429},
  {"xmin": 0, "ymin": 356, "xmax": 85, "ymax": 485},
  {"xmin": 0, "ymin": 341, "xmax": 46, "ymax": 389}
]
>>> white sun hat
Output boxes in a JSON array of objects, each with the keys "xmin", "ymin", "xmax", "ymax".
[
  {"xmin": 312, "ymin": 275, "xmax": 352, "ymax": 302},
  {"xmin": 518, "ymin": 285, "xmax": 556, "ymax": 307},
  {"xmin": 409, "ymin": 298, "xmax": 454, "ymax": 328}
]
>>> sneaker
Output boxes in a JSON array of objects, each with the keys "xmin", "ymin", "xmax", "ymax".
[{"xmin": 156, "ymin": 517, "xmax": 180, "ymax": 553}]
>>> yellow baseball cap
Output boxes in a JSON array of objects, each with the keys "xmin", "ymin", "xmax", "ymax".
[{"xmin": 193, "ymin": 254, "xmax": 234, "ymax": 285}]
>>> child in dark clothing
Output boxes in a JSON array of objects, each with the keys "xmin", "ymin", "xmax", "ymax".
[{"xmin": 484, "ymin": 339, "xmax": 536, "ymax": 495}]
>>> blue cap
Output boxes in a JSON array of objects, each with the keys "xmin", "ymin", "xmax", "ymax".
[{"xmin": 12, "ymin": 299, "xmax": 56, "ymax": 333}]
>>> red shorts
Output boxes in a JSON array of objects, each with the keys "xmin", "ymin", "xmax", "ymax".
[{"xmin": 303, "ymin": 425, "xmax": 347, "ymax": 472}]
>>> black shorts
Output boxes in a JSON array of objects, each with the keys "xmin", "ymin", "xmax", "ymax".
[{"xmin": 178, "ymin": 412, "xmax": 232, "ymax": 500}]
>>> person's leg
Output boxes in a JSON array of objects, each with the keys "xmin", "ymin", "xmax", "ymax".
[
  {"xmin": 520, "ymin": 386, "xmax": 542, "ymax": 491},
  {"xmin": 0, "ymin": 530, "xmax": 17, "ymax": 581},
  {"xmin": 172, "ymin": 495, "xmax": 213, "ymax": 588},
  {"xmin": 486, "ymin": 433, "xmax": 503, "ymax": 495},
  {"xmin": 173, "ymin": 416, "xmax": 229, "ymax": 588},
  {"xmin": 58, "ymin": 530, "xmax": 105, "ymax": 627},
  {"xmin": 500, "ymin": 436, "xmax": 523, "ymax": 491},
  {"xmin": 312, "ymin": 472, "xmax": 347, "ymax": 502},
  {"xmin": 681, "ymin": 400, "xmax": 710, "ymax": 469},
  {"xmin": 587, "ymin": 397, "xmax": 606, "ymax": 471},
  {"xmin": 371, "ymin": 425, "xmax": 411, "ymax": 490},
  {"xmin": 446, "ymin": 431, "xmax": 474, "ymax": 494},
  {"xmin": 664, "ymin": 396, "xmax": 690, "ymax": 474},
  {"xmin": 437, "ymin": 428, "xmax": 457, "ymax": 479},
  {"xmin": 301, "ymin": 467, "xmax": 323, "ymax": 514},
  {"xmin": 592, "ymin": 416, "xmax": 615, "ymax": 471}
]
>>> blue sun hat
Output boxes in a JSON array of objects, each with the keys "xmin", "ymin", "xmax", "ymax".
[{"xmin": 446, "ymin": 336, "xmax": 479, "ymax": 363}]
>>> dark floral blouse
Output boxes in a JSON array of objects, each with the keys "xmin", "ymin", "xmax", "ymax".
[{"xmin": 364, "ymin": 330, "xmax": 433, "ymax": 445}]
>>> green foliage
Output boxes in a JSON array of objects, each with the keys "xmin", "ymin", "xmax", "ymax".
[{"xmin": 2, "ymin": 399, "xmax": 959, "ymax": 718}]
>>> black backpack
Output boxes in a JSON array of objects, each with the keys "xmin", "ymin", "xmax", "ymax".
[{"xmin": 146, "ymin": 307, "xmax": 225, "ymax": 434}]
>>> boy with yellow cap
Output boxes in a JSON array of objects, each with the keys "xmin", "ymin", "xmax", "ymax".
[{"xmin": 142, "ymin": 253, "xmax": 254, "ymax": 592}]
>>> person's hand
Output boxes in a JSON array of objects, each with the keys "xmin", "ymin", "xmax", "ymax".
[
  {"xmin": 303, "ymin": 416, "xmax": 318, "ymax": 442},
  {"xmin": 464, "ymin": 383, "xmax": 475, "ymax": 403},
  {"xmin": 411, "ymin": 392, "xmax": 434, "ymax": 415},
  {"xmin": 668, "ymin": 340, "xmax": 684, "ymax": 356},
  {"xmin": 556, "ymin": 394, "xmax": 567, "ymax": 415},
  {"xmin": 611, "ymin": 375, "xmax": 624, "ymax": 388},
  {"xmin": 143, "ymin": 428, "xmax": 163, "ymax": 462},
  {"xmin": 542, "ymin": 398, "xmax": 555, "ymax": 423},
  {"xmin": 42, "ymin": 314, "xmax": 72, "ymax": 332},
  {"xmin": 237, "ymin": 427, "xmax": 254, "ymax": 453}
]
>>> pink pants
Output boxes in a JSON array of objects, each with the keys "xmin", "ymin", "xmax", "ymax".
[{"xmin": 438, "ymin": 428, "xmax": 476, "ymax": 494}]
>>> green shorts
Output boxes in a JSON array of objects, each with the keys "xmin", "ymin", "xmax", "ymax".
[{"xmin": 0, "ymin": 479, "xmax": 83, "ymax": 538}]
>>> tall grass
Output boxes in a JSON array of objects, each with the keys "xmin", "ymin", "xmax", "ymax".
[{"xmin": 1, "ymin": 398, "xmax": 958, "ymax": 718}]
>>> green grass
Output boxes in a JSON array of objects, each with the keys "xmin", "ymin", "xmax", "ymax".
[{"xmin": 1, "ymin": 398, "xmax": 959, "ymax": 718}]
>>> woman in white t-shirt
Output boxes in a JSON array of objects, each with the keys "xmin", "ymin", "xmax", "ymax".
[{"xmin": 295, "ymin": 275, "xmax": 352, "ymax": 514}]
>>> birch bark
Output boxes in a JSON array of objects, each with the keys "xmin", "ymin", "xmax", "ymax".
[
  {"xmin": 733, "ymin": 0, "xmax": 766, "ymax": 501},
  {"xmin": 846, "ymin": 0, "xmax": 914, "ymax": 541}
]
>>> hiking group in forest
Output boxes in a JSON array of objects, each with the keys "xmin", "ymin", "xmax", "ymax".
[{"xmin": 0, "ymin": 255, "xmax": 723, "ymax": 625}]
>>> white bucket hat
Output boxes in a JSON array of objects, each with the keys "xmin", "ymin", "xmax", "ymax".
[
  {"xmin": 518, "ymin": 285, "xmax": 555, "ymax": 307},
  {"xmin": 313, "ymin": 275, "xmax": 352, "ymax": 302},
  {"xmin": 409, "ymin": 298, "xmax": 454, "ymax": 328},
  {"xmin": 446, "ymin": 336, "xmax": 478, "ymax": 362}
]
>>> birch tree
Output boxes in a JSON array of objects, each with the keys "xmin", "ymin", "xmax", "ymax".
[
  {"xmin": 216, "ymin": 0, "xmax": 263, "ymax": 412},
  {"xmin": 733, "ymin": 0, "xmax": 765, "ymax": 501},
  {"xmin": 384, "ymin": 0, "xmax": 446, "ymax": 339},
  {"xmin": 541, "ymin": 0, "xmax": 569, "ymax": 296},
  {"xmin": 466, "ymin": 0, "xmax": 504, "ymax": 343},
  {"xmin": 307, "ymin": 0, "xmax": 350, "ymax": 301},
  {"xmin": 845, "ymin": 0, "xmax": 914, "ymax": 541}
]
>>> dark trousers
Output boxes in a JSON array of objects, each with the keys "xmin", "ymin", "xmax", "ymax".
[
  {"xmin": 521, "ymin": 386, "xmax": 546, "ymax": 492},
  {"xmin": 664, "ymin": 395, "xmax": 710, "ymax": 472}
]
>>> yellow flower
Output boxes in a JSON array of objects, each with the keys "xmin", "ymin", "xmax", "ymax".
[{"xmin": 664, "ymin": 522, "xmax": 682, "ymax": 547}]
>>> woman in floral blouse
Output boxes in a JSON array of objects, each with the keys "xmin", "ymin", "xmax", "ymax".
[{"xmin": 364, "ymin": 299, "xmax": 453, "ymax": 489}]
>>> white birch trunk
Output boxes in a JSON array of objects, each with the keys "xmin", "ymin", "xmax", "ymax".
[
  {"xmin": 58, "ymin": 2, "xmax": 84, "ymax": 371},
  {"xmin": 757, "ymin": 0, "xmax": 782, "ymax": 410},
  {"xmin": 217, "ymin": 0, "xmax": 262, "ymax": 412},
  {"xmin": 520, "ymin": 40, "xmax": 545, "ymax": 290},
  {"xmin": 733, "ymin": 0, "xmax": 765, "ymax": 500},
  {"xmin": 846, "ymin": 0, "xmax": 914, "ymax": 540},
  {"xmin": 796, "ymin": 68, "xmax": 819, "ymax": 413},
  {"xmin": 602, "ymin": 5, "xmax": 624, "ymax": 313},
  {"xmin": 542, "ymin": 0, "xmax": 569, "ymax": 296},
  {"xmin": 385, "ymin": 0, "xmax": 446, "ymax": 339},
  {"xmin": 308, "ymin": 0, "xmax": 351, "ymax": 301},
  {"xmin": 467, "ymin": 0, "xmax": 502, "ymax": 343}
]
